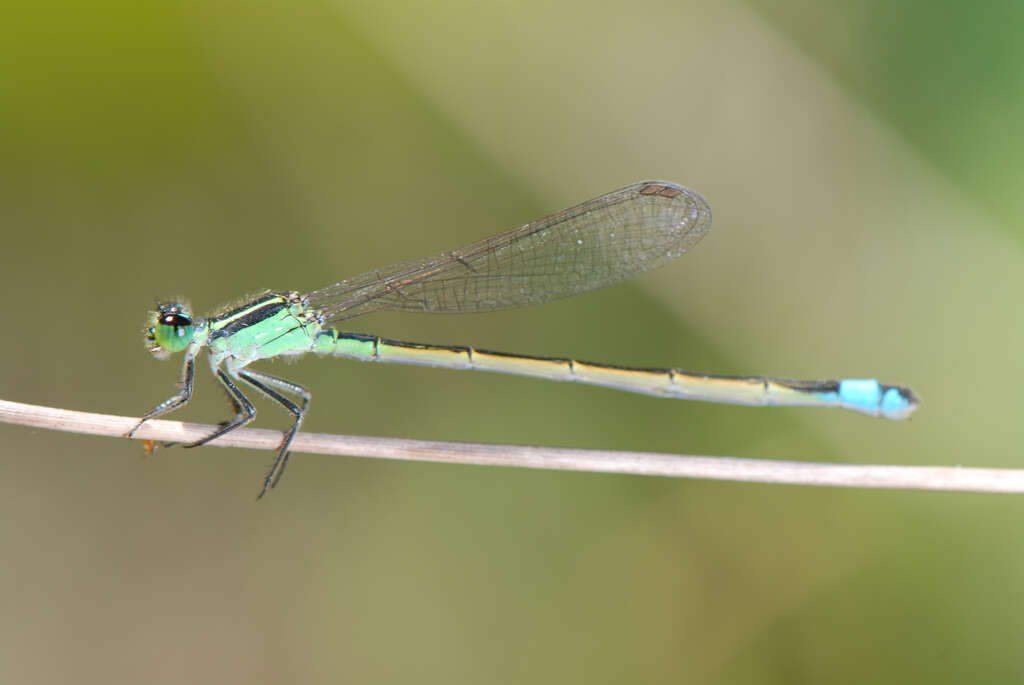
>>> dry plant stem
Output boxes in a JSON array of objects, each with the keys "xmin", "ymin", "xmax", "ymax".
[{"xmin": 0, "ymin": 398, "xmax": 1019, "ymax": 493}]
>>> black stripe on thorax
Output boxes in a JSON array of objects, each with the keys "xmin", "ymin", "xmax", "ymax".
[{"xmin": 208, "ymin": 292, "xmax": 290, "ymax": 341}]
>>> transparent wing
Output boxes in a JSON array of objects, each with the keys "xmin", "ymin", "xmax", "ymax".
[{"xmin": 306, "ymin": 180, "xmax": 712, "ymax": 322}]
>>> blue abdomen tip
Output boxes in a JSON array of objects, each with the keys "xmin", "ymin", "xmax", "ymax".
[
  {"xmin": 880, "ymin": 386, "xmax": 918, "ymax": 419},
  {"xmin": 838, "ymin": 379, "xmax": 882, "ymax": 413},
  {"xmin": 838, "ymin": 379, "xmax": 918, "ymax": 419}
]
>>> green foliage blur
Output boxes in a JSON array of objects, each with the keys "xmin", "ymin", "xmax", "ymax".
[{"xmin": 2, "ymin": 1, "xmax": 1022, "ymax": 682}]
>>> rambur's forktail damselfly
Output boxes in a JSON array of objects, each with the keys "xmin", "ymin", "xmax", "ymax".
[{"xmin": 128, "ymin": 181, "xmax": 918, "ymax": 497}]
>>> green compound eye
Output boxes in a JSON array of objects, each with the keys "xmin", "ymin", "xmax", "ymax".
[{"xmin": 152, "ymin": 310, "xmax": 194, "ymax": 353}]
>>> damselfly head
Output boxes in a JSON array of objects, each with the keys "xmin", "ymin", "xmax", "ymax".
[{"xmin": 144, "ymin": 301, "xmax": 194, "ymax": 359}]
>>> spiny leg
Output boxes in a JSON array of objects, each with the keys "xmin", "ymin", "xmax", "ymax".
[
  {"xmin": 183, "ymin": 368, "xmax": 256, "ymax": 448},
  {"xmin": 127, "ymin": 354, "xmax": 196, "ymax": 438},
  {"xmin": 237, "ymin": 369, "xmax": 311, "ymax": 499},
  {"xmin": 148, "ymin": 366, "xmax": 252, "ymax": 451}
]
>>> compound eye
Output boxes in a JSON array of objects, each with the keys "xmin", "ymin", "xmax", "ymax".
[{"xmin": 152, "ymin": 311, "xmax": 195, "ymax": 353}]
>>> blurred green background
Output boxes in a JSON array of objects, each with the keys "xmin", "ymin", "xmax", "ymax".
[{"xmin": 3, "ymin": 0, "xmax": 1023, "ymax": 682}]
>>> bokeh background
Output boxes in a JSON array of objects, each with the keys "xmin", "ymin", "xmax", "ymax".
[{"xmin": 3, "ymin": 1, "xmax": 1024, "ymax": 682}]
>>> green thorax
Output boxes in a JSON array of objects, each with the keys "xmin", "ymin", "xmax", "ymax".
[{"xmin": 206, "ymin": 291, "xmax": 324, "ymax": 362}]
